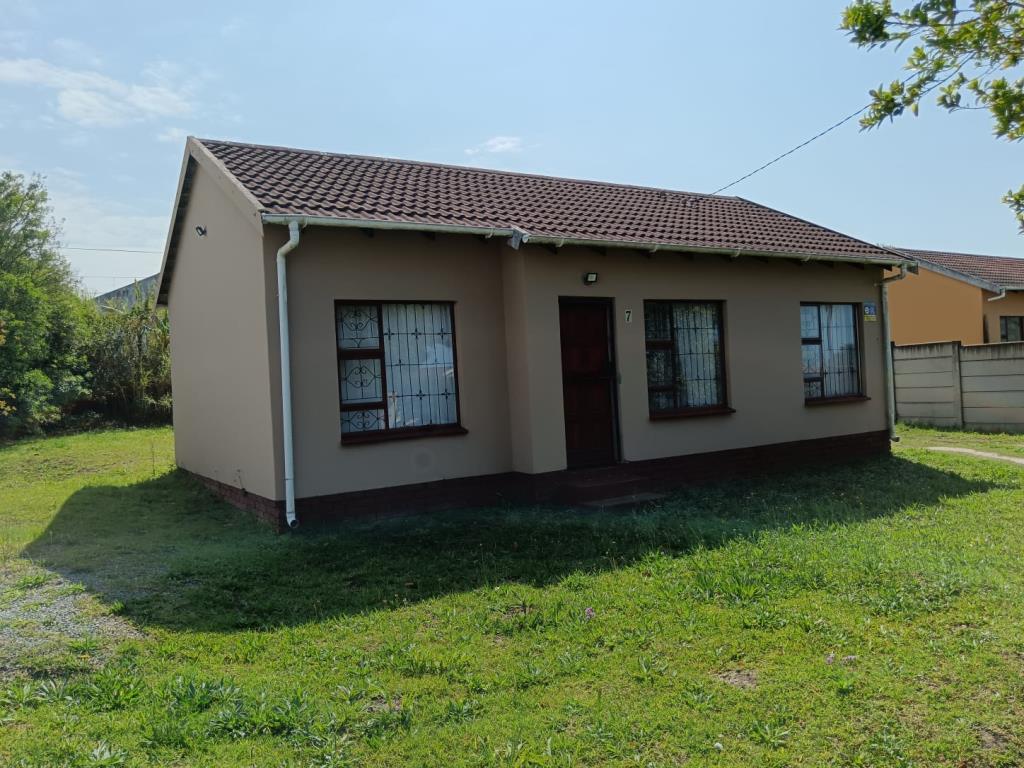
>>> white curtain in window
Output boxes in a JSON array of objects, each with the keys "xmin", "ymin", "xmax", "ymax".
[
  {"xmin": 383, "ymin": 303, "xmax": 458, "ymax": 429},
  {"xmin": 820, "ymin": 304, "xmax": 858, "ymax": 397}
]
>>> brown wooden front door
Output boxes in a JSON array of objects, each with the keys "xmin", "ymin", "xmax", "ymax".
[{"xmin": 558, "ymin": 298, "xmax": 618, "ymax": 469}]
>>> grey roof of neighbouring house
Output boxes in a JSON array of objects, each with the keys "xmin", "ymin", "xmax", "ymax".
[
  {"xmin": 894, "ymin": 247, "xmax": 1024, "ymax": 291},
  {"xmin": 94, "ymin": 274, "xmax": 159, "ymax": 307}
]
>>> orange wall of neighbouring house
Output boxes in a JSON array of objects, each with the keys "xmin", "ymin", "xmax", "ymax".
[
  {"xmin": 982, "ymin": 290, "xmax": 1024, "ymax": 342},
  {"xmin": 887, "ymin": 266, "xmax": 985, "ymax": 345}
]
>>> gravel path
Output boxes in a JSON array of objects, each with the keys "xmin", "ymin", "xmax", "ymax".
[
  {"xmin": 928, "ymin": 446, "xmax": 1024, "ymax": 467},
  {"xmin": 0, "ymin": 568, "xmax": 141, "ymax": 680}
]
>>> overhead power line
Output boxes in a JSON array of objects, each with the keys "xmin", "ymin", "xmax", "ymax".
[
  {"xmin": 712, "ymin": 69, "xmax": 964, "ymax": 195},
  {"xmin": 62, "ymin": 246, "xmax": 162, "ymax": 254},
  {"xmin": 79, "ymin": 275, "xmax": 152, "ymax": 279},
  {"xmin": 711, "ymin": 103, "xmax": 871, "ymax": 195}
]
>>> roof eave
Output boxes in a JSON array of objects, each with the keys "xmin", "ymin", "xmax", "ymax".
[
  {"xmin": 260, "ymin": 213, "xmax": 907, "ymax": 267},
  {"xmin": 156, "ymin": 137, "xmax": 265, "ymax": 306}
]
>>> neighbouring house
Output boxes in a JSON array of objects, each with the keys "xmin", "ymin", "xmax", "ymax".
[
  {"xmin": 94, "ymin": 273, "xmax": 159, "ymax": 309},
  {"xmin": 156, "ymin": 138, "xmax": 909, "ymax": 529},
  {"xmin": 887, "ymin": 247, "xmax": 1024, "ymax": 345}
]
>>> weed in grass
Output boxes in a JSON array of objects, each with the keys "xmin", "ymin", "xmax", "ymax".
[
  {"xmin": 846, "ymin": 726, "xmax": 913, "ymax": 767},
  {"xmin": 442, "ymin": 696, "xmax": 482, "ymax": 723},
  {"xmin": 375, "ymin": 641, "xmax": 468, "ymax": 678},
  {"xmin": 1, "ymin": 682, "xmax": 40, "ymax": 711},
  {"xmin": 84, "ymin": 741, "xmax": 127, "ymax": 767},
  {"xmin": 226, "ymin": 631, "xmax": 269, "ymax": 664},
  {"xmin": 680, "ymin": 681, "xmax": 717, "ymax": 711},
  {"xmin": 34, "ymin": 677, "xmax": 74, "ymax": 705},
  {"xmin": 162, "ymin": 674, "xmax": 238, "ymax": 713},
  {"xmin": 750, "ymin": 719, "xmax": 791, "ymax": 749},
  {"xmin": 141, "ymin": 716, "xmax": 195, "ymax": 752},
  {"xmin": 68, "ymin": 634, "xmax": 101, "ymax": 655},
  {"xmin": 14, "ymin": 572, "xmax": 53, "ymax": 591},
  {"xmin": 633, "ymin": 654, "xmax": 669, "ymax": 683},
  {"xmin": 741, "ymin": 605, "xmax": 790, "ymax": 631},
  {"xmin": 206, "ymin": 690, "xmax": 313, "ymax": 740},
  {"xmin": 508, "ymin": 661, "xmax": 551, "ymax": 690},
  {"xmin": 78, "ymin": 665, "xmax": 146, "ymax": 711},
  {"xmin": 833, "ymin": 671, "xmax": 857, "ymax": 696}
]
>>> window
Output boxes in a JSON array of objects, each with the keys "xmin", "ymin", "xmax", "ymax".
[
  {"xmin": 1000, "ymin": 316, "xmax": 1024, "ymax": 342},
  {"xmin": 643, "ymin": 301, "xmax": 729, "ymax": 417},
  {"xmin": 335, "ymin": 302, "xmax": 463, "ymax": 441},
  {"xmin": 800, "ymin": 303, "xmax": 862, "ymax": 401}
]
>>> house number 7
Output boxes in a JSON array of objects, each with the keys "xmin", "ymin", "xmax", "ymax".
[{"xmin": 625, "ymin": 309, "xmax": 633, "ymax": 324}]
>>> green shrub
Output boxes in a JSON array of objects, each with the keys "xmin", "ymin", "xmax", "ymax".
[{"xmin": 83, "ymin": 291, "xmax": 171, "ymax": 425}]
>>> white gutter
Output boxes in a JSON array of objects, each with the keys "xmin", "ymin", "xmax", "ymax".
[
  {"xmin": 262, "ymin": 213, "xmax": 511, "ymax": 241},
  {"xmin": 259, "ymin": 214, "xmax": 907, "ymax": 269},
  {"xmin": 276, "ymin": 220, "xmax": 302, "ymax": 529},
  {"xmin": 879, "ymin": 264, "xmax": 910, "ymax": 441},
  {"xmin": 515, "ymin": 233, "xmax": 906, "ymax": 268}
]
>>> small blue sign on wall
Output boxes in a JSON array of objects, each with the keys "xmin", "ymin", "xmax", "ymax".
[{"xmin": 863, "ymin": 302, "xmax": 878, "ymax": 322}]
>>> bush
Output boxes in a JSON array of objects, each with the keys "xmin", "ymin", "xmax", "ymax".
[
  {"xmin": 83, "ymin": 289, "xmax": 171, "ymax": 425},
  {"xmin": 0, "ymin": 171, "xmax": 172, "ymax": 437},
  {"xmin": 0, "ymin": 172, "xmax": 92, "ymax": 436}
]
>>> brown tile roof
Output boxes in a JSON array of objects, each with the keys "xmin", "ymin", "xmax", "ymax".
[
  {"xmin": 896, "ymin": 247, "xmax": 1024, "ymax": 289},
  {"xmin": 197, "ymin": 138, "xmax": 901, "ymax": 262}
]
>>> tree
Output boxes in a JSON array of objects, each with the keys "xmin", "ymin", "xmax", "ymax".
[
  {"xmin": 0, "ymin": 172, "xmax": 91, "ymax": 435},
  {"xmin": 85, "ymin": 286, "xmax": 171, "ymax": 424},
  {"xmin": 841, "ymin": 0, "xmax": 1024, "ymax": 229}
]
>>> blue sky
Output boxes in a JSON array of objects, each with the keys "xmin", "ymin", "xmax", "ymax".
[{"xmin": 1, "ymin": 0, "xmax": 1021, "ymax": 295}]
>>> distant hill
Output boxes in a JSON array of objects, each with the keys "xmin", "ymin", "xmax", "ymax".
[{"xmin": 94, "ymin": 274, "xmax": 159, "ymax": 308}]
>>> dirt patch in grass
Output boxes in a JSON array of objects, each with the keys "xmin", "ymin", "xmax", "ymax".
[
  {"xmin": 715, "ymin": 669, "xmax": 758, "ymax": 689},
  {"xmin": 978, "ymin": 726, "xmax": 1011, "ymax": 750}
]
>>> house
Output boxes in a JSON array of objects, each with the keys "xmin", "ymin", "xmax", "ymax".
[
  {"xmin": 156, "ymin": 138, "xmax": 909, "ymax": 529},
  {"xmin": 887, "ymin": 247, "xmax": 1024, "ymax": 345},
  {"xmin": 94, "ymin": 273, "xmax": 159, "ymax": 309}
]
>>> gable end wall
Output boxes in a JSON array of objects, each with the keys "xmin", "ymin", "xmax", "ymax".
[{"xmin": 166, "ymin": 161, "xmax": 280, "ymax": 499}]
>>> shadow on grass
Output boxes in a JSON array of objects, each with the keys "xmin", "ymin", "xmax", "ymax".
[{"xmin": 22, "ymin": 454, "xmax": 996, "ymax": 632}]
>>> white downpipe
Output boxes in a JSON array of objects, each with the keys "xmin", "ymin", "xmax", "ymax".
[
  {"xmin": 987, "ymin": 289, "xmax": 1007, "ymax": 302},
  {"xmin": 880, "ymin": 264, "xmax": 909, "ymax": 441},
  {"xmin": 277, "ymin": 220, "xmax": 302, "ymax": 529}
]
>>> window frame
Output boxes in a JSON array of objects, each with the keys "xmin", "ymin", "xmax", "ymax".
[
  {"xmin": 800, "ymin": 301, "xmax": 867, "ymax": 405},
  {"xmin": 334, "ymin": 299, "xmax": 466, "ymax": 445},
  {"xmin": 1000, "ymin": 316, "xmax": 1024, "ymax": 343},
  {"xmin": 643, "ymin": 299, "xmax": 734, "ymax": 420}
]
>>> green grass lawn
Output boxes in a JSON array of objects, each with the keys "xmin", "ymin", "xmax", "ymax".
[{"xmin": 2, "ymin": 426, "xmax": 1024, "ymax": 766}]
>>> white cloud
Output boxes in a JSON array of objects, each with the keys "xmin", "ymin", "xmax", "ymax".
[
  {"xmin": 0, "ymin": 57, "xmax": 192, "ymax": 127},
  {"xmin": 51, "ymin": 37, "xmax": 102, "ymax": 68},
  {"xmin": 48, "ymin": 185, "xmax": 168, "ymax": 295},
  {"xmin": 465, "ymin": 135, "xmax": 524, "ymax": 156},
  {"xmin": 156, "ymin": 126, "xmax": 189, "ymax": 144}
]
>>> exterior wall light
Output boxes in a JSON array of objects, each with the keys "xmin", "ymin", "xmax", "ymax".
[{"xmin": 582, "ymin": 271, "xmax": 598, "ymax": 286}]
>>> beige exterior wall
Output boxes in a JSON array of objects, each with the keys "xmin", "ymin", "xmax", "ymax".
[
  {"xmin": 269, "ymin": 227, "xmax": 512, "ymax": 499},
  {"xmin": 887, "ymin": 266, "xmax": 985, "ymax": 345},
  {"xmin": 982, "ymin": 290, "xmax": 1024, "ymax": 342},
  {"xmin": 261, "ymin": 227, "xmax": 888, "ymax": 498},
  {"xmin": 166, "ymin": 162, "xmax": 280, "ymax": 498},
  {"xmin": 506, "ymin": 248, "xmax": 888, "ymax": 472}
]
